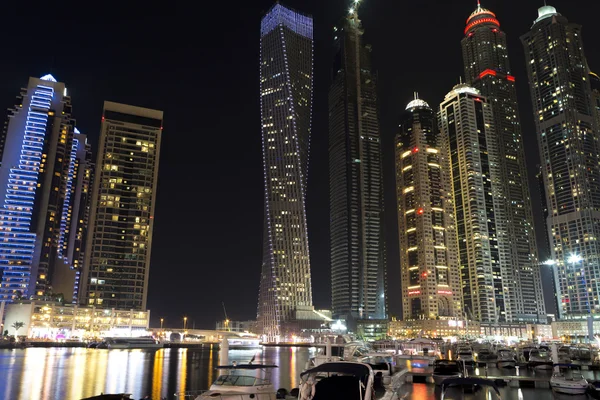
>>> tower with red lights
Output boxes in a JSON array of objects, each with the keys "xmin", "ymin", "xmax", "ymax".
[
  {"xmin": 396, "ymin": 97, "xmax": 462, "ymax": 320},
  {"xmin": 462, "ymin": 3, "xmax": 546, "ymax": 323}
]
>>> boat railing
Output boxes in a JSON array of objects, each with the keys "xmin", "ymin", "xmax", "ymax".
[{"xmin": 173, "ymin": 391, "xmax": 278, "ymax": 399}]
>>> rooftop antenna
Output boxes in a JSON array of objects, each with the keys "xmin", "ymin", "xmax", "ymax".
[
  {"xmin": 414, "ymin": 91, "xmax": 419, "ymax": 100},
  {"xmin": 459, "ymin": 76, "xmax": 463, "ymax": 84}
]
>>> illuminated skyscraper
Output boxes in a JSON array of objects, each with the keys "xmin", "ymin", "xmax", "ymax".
[
  {"xmin": 0, "ymin": 75, "xmax": 92, "ymax": 302},
  {"xmin": 257, "ymin": 3, "xmax": 314, "ymax": 340},
  {"xmin": 462, "ymin": 4, "xmax": 545, "ymax": 322},
  {"xmin": 439, "ymin": 84, "xmax": 506, "ymax": 323},
  {"xmin": 396, "ymin": 97, "xmax": 461, "ymax": 320},
  {"xmin": 522, "ymin": 6, "xmax": 600, "ymax": 317},
  {"xmin": 329, "ymin": 7, "xmax": 386, "ymax": 322},
  {"xmin": 80, "ymin": 101, "xmax": 162, "ymax": 310}
]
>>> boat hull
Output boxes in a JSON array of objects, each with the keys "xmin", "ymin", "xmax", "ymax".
[
  {"xmin": 529, "ymin": 361, "xmax": 553, "ymax": 370},
  {"xmin": 551, "ymin": 384, "xmax": 588, "ymax": 395},
  {"xmin": 588, "ymin": 386, "xmax": 600, "ymax": 399},
  {"xmin": 107, "ymin": 343, "xmax": 163, "ymax": 349},
  {"xmin": 433, "ymin": 373, "xmax": 461, "ymax": 386},
  {"xmin": 496, "ymin": 360, "xmax": 516, "ymax": 369}
]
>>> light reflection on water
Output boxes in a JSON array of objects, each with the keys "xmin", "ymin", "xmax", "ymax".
[{"xmin": 0, "ymin": 347, "xmax": 592, "ymax": 400}]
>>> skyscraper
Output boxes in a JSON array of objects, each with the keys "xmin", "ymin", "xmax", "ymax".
[
  {"xmin": 591, "ymin": 72, "xmax": 600, "ymax": 130},
  {"xmin": 439, "ymin": 84, "xmax": 505, "ymax": 323},
  {"xmin": 0, "ymin": 75, "xmax": 92, "ymax": 302},
  {"xmin": 80, "ymin": 101, "xmax": 163, "ymax": 310},
  {"xmin": 257, "ymin": 3, "xmax": 314, "ymax": 340},
  {"xmin": 396, "ymin": 97, "xmax": 461, "ymax": 320},
  {"xmin": 329, "ymin": 7, "xmax": 386, "ymax": 323},
  {"xmin": 522, "ymin": 6, "xmax": 600, "ymax": 317},
  {"xmin": 52, "ymin": 130, "xmax": 94, "ymax": 303},
  {"xmin": 462, "ymin": 3, "xmax": 545, "ymax": 322}
]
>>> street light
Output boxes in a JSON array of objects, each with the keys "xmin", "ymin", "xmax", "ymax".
[
  {"xmin": 183, "ymin": 317, "xmax": 187, "ymax": 330},
  {"xmin": 160, "ymin": 318, "xmax": 164, "ymax": 330}
]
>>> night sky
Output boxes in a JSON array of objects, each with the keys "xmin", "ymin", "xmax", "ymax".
[{"xmin": 1, "ymin": 1, "xmax": 598, "ymax": 329}]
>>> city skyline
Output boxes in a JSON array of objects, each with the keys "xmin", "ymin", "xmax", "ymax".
[{"xmin": 0, "ymin": 1, "xmax": 597, "ymax": 327}]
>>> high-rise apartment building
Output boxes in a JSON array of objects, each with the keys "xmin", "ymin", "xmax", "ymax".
[
  {"xmin": 439, "ymin": 84, "xmax": 506, "ymax": 323},
  {"xmin": 80, "ymin": 101, "xmax": 162, "ymax": 310},
  {"xmin": 591, "ymin": 72, "xmax": 600, "ymax": 130},
  {"xmin": 462, "ymin": 4, "xmax": 545, "ymax": 322},
  {"xmin": 522, "ymin": 6, "xmax": 600, "ymax": 317},
  {"xmin": 396, "ymin": 97, "xmax": 461, "ymax": 320},
  {"xmin": 329, "ymin": 8, "xmax": 386, "ymax": 322},
  {"xmin": 257, "ymin": 3, "xmax": 314, "ymax": 340},
  {"xmin": 0, "ymin": 75, "xmax": 92, "ymax": 302}
]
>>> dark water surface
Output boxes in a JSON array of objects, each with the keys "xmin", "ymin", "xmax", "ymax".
[{"xmin": 0, "ymin": 347, "xmax": 593, "ymax": 399}]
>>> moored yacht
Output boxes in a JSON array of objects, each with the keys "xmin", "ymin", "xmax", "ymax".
[
  {"xmin": 550, "ymin": 364, "xmax": 588, "ymax": 395},
  {"xmin": 496, "ymin": 348, "xmax": 516, "ymax": 369},
  {"xmin": 456, "ymin": 347, "xmax": 474, "ymax": 364},
  {"xmin": 103, "ymin": 337, "xmax": 162, "ymax": 349},
  {"xmin": 528, "ymin": 348, "xmax": 553, "ymax": 370},
  {"xmin": 192, "ymin": 364, "xmax": 280, "ymax": 400},
  {"xmin": 298, "ymin": 362, "xmax": 399, "ymax": 400},
  {"xmin": 432, "ymin": 360, "xmax": 463, "ymax": 386}
]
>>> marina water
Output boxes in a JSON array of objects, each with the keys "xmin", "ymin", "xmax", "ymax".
[{"xmin": 0, "ymin": 346, "xmax": 596, "ymax": 399}]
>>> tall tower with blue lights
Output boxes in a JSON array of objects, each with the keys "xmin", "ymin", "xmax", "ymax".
[
  {"xmin": 522, "ymin": 6, "xmax": 600, "ymax": 318},
  {"xmin": 257, "ymin": 3, "xmax": 314, "ymax": 340},
  {"xmin": 0, "ymin": 75, "xmax": 93, "ymax": 302},
  {"xmin": 329, "ymin": 0, "xmax": 387, "ymax": 324},
  {"xmin": 462, "ymin": 2, "xmax": 546, "ymax": 322}
]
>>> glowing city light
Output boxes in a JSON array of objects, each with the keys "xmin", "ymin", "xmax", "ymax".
[{"xmin": 568, "ymin": 254, "xmax": 583, "ymax": 264}]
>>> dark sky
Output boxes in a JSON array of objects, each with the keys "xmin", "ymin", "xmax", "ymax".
[{"xmin": 1, "ymin": 1, "xmax": 598, "ymax": 329}]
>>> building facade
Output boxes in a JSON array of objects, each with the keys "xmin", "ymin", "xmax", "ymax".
[
  {"xmin": 439, "ymin": 84, "xmax": 507, "ymax": 323},
  {"xmin": 396, "ymin": 97, "xmax": 461, "ymax": 320},
  {"xmin": 521, "ymin": 6, "xmax": 600, "ymax": 317},
  {"xmin": 462, "ymin": 4, "xmax": 545, "ymax": 322},
  {"xmin": 329, "ymin": 8, "xmax": 386, "ymax": 322},
  {"xmin": 0, "ymin": 75, "xmax": 92, "ymax": 303},
  {"xmin": 80, "ymin": 101, "xmax": 163, "ymax": 311},
  {"xmin": 3, "ymin": 300, "xmax": 149, "ymax": 339},
  {"xmin": 257, "ymin": 3, "xmax": 314, "ymax": 340}
]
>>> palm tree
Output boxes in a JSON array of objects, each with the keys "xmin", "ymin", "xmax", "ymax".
[{"xmin": 11, "ymin": 321, "xmax": 24, "ymax": 335}]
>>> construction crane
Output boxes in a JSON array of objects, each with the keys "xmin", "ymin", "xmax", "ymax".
[{"xmin": 222, "ymin": 302, "xmax": 230, "ymax": 332}]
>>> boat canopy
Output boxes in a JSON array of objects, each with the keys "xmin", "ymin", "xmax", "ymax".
[
  {"xmin": 300, "ymin": 362, "xmax": 371, "ymax": 379},
  {"xmin": 216, "ymin": 364, "xmax": 278, "ymax": 369},
  {"xmin": 441, "ymin": 378, "xmax": 500, "ymax": 395},
  {"xmin": 553, "ymin": 363, "xmax": 582, "ymax": 368}
]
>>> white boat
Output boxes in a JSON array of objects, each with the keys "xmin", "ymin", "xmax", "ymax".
[
  {"xmin": 432, "ymin": 360, "xmax": 463, "ymax": 386},
  {"xmin": 104, "ymin": 337, "xmax": 162, "ymax": 349},
  {"xmin": 194, "ymin": 364, "xmax": 279, "ymax": 400},
  {"xmin": 440, "ymin": 377, "xmax": 502, "ymax": 400},
  {"xmin": 550, "ymin": 364, "xmax": 588, "ymax": 395},
  {"xmin": 298, "ymin": 361, "xmax": 399, "ymax": 400},
  {"xmin": 558, "ymin": 346, "xmax": 572, "ymax": 363},
  {"xmin": 227, "ymin": 337, "xmax": 261, "ymax": 350},
  {"xmin": 528, "ymin": 348, "xmax": 553, "ymax": 370},
  {"xmin": 496, "ymin": 349, "xmax": 516, "ymax": 369}
]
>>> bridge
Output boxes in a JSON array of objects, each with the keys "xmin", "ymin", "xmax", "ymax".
[{"xmin": 150, "ymin": 328, "xmax": 258, "ymax": 342}]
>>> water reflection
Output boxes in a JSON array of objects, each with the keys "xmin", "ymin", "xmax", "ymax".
[{"xmin": 1, "ymin": 347, "xmax": 581, "ymax": 400}]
